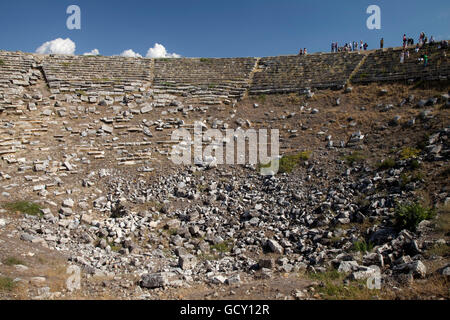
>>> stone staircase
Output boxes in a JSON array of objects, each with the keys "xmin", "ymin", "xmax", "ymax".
[
  {"xmin": 249, "ymin": 52, "xmax": 365, "ymax": 95},
  {"xmin": 351, "ymin": 43, "xmax": 450, "ymax": 83},
  {"xmin": 153, "ymin": 57, "xmax": 257, "ymax": 105},
  {"xmin": 41, "ymin": 55, "xmax": 153, "ymax": 97}
]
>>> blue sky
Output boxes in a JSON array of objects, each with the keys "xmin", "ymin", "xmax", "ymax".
[{"xmin": 0, "ymin": 0, "xmax": 449, "ymax": 57}]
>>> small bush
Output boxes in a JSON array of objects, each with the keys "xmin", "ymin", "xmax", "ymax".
[
  {"xmin": 377, "ymin": 158, "xmax": 396, "ymax": 170},
  {"xmin": 3, "ymin": 201, "xmax": 42, "ymax": 216},
  {"xmin": 279, "ymin": 152, "xmax": 310, "ymax": 173},
  {"xmin": 259, "ymin": 151, "xmax": 310, "ymax": 174},
  {"xmin": 343, "ymin": 152, "xmax": 366, "ymax": 166},
  {"xmin": 308, "ymin": 269, "xmax": 342, "ymax": 282},
  {"xmin": 210, "ymin": 240, "xmax": 233, "ymax": 253},
  {"xmin": 257, "ymin": 94, "xmax": 266, "ymax": 103},
  {"xmin": 400, "ymin": 147, "xmax": 421, "ymax": 160},
  {"xmin": 426, "ymin": 243, "xmax": 450, "ymax": 257},
  {"xmin": 400, "ymin": 172, "xmax": 424, "ymax": 187},
  {"xmin": 410, "ymin": 159, "xmax": 421, "ymax": 170},
  {"xmin": 353, "ymin": 240, "xmax": 374, "ymax": 253},
  {"xmin": 307, "ymin": 268, "xmax": 379, "ymax": 300},
  {"xmin": 3, "ymin": 257, "xmax": 25, "ymax": 266},
  {"xmin": 105, "ymin": 240, "xmax": 121, "ymax": 252},
  {"xmin": 166, "ymin": 228, "xmax": 178, "ymax": 236},
  {"xmin": 0, "ymin": 59, "xmax": 4, "ymax": 66},
  {"xmin": 435, "ymin": 203, "xmax": 450, "ymax": 234},
  {"xmin": 287, "ymin": 93, "xmax": 302, "ymax": 104},
  {"xmin": 395, "ymin": 202, "xmax": 435, "ymax": 232},
  {"xmin": 0, "ymin": 277, "xmax": 15, "ymax": 292}
]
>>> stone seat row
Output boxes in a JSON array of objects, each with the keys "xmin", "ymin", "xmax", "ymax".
[
  {"xmin": 351, "ymin": 45, "xmax": 449, "ymax": 83},
  {"xmin": 249, "ymin": 53, "xmax": 364, "ymax": 94}
]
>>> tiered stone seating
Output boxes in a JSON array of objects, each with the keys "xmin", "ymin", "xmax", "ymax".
[
  {"xmin": 153, "ymin": 58, "xmax": 257, "ymax": 104},
  {"xmin": 0, "ymin": 51, "xmax": 39, "ymax": 89},
  {"xmin": 352, "ymin": 44, "xmax": 450, "ymax": 83},
  {"xmin": 250, "ymin": 52, "xmax": 364, "ymax": 94},
  {"xmin": 0, "ymin": 51, "xmax": 42, "ymax": 113},
  {"xmin": 41, "ymin": 55, "xmax": 153, "ymax": 96}
]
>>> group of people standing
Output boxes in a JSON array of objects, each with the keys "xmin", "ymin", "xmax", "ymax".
[
  {"xmin": 311, "ymin": 32, "xmax": 445, "ymax": 64},
  {"xmin": 331, "ymin": 41, "xmax": 368, "ymax": 53},
  {"xmin": 298, "ymin": 48, "xmax": 308, "ymax": 55},
  {"xmin": 399, "ymin": 32, "xmax": 436, "ymax": 67}
]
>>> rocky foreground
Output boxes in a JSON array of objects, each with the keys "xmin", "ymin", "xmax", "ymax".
[{"xmin": 0, "ymin": 82, "xmax": 448, "ymax": 300}]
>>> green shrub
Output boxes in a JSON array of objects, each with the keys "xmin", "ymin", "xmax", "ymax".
[
  {"xmin": 353, "ymin": 240, "xmax": 374, "ymax": 253},
  {"xmin": 257, "ymin": 94, "xmax": 266, "ymax": 103},
  {"xmin": 308, "ymin": 269, "xmax": 342, "ymax": 281},
  {"xmin": 210, "ymin": 240, "xmax": 233, "ymax": 253},
  {"xmin": 0, "ymin": 277, "xmax": 15, "ymax": 292},
  {"xmin": 258, "ymin": 152, "xmax": 310, "ymax": 174},
  {"xmin": 343, "ymin": 152, "xmax": 366, "ymax": 166},
  {"xmin": 166, "ymin": 228, "xmax": 178, "ymax": 236},
  {"xmin": 261, "ymin": 151, "xmax": 311, "ymax": 174},
  {"xmin": 3, "ymin": 257, "xmax": 25, "ymax": 266},
  {"xmin": 359, "ymin": 73, "xmax": 368, "ymax": 79},
  {"xmin": 400, "ymin": 172, "xmax": 424, "ymax": 187},
  {"xmin": 3, "ymin": 201, "xmax": 42, "ymax": 216},
  {"xmin": 426, "ymin": 243, "xmax": 450, "ymax": 257},
  {"xmin": 395, "ymin": 202, "xmax": 435, "ymax": 232},
  {"xmin": 400, "ymin": 147, "xmax": 421, "ymax": 160},
  {"xmin": 106, "ymin": 240, "xmax": 121, "ymax": 252},
  {"xmin": 0, "ymin": 59, "xmax": 4, "ymax": 66},
  {"xmin": 410, "ymin": 159, "xmax": 421, "ymax": 170},
  {"xmin": 377, "ymin": 158, "xmax": 396, "ymax": 170},
  {"xmin": 307, "ymin": 268, "xmax": 378, "ymax": 300}
]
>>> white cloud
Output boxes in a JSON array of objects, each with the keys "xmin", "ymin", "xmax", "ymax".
[
  {"xmin": 36, "ymin": 38, "xmax": 76, "ymax": 55},
  {"xmin": 83, "ymin": 49, "xmax": 100, "ymax": 56},
  {"xmin": 145, "ymin": 43, "xmax": 180, "ymax": 58},
  {"xmin": 120, "ymin": 49, "xmax": 142, "ymax": 58}
]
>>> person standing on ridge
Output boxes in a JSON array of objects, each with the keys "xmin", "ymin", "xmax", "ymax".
[{"xmin": 380, "ymin": 38, "xmax": 384, "ymax": 49}]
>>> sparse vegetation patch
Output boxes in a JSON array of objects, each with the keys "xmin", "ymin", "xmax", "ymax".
[
  {"xmin": 3, "ymin": 201, "xmax": 42, "ymax": 216},
  {"xmin": 395, "ymin": 202, "xmax": 435, "ymax": 232}
]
